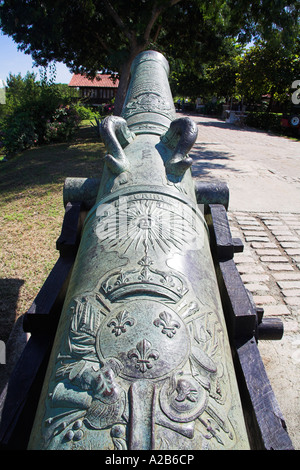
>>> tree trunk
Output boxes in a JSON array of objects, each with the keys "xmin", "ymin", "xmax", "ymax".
[
  {"xmin": 111, "ymin": 1, "xmax": 181, "ymax": 115},
  {"xmin": 267, "ymin": 88, "xmax": 275, "ymax": 113},
  {"xmin": 113, "ymin": 59, "xmax": 132, "ymax": 116},
  {"xmin": 113, "ymin": 48, "xmax": 144, "ymax": 116}
]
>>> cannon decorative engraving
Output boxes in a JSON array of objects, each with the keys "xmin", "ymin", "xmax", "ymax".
[
  {"xmin": 26, "ymin": 51, "xmax": 248, "ymax": 450},
  {"xmin": 0, "ymin": 51, "xmax": 294, "ymax": 451}
]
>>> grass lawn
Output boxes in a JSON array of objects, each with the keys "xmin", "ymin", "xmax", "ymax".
[{"xmin": 0, "ymin": 122, "xmax": 106, "ymax": 343}]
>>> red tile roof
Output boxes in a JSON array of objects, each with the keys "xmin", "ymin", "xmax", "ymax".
[{"xmin": 68, "ymin": 73, "xmax": 119, "ymax": 88}]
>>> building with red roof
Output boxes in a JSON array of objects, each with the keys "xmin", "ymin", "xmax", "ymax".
[{"xmin": 68, "ymin": 73, "xmax": 119, "ymax": 105}]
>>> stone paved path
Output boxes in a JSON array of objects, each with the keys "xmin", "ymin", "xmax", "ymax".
[
  {"xmin": 230, "ymin": 212, "xmax": 300, "ymax": 327},
  {"xmin": 230, "ymin": 211, "xmax": 300, "ymax": 450},
  {"xmin": 189, "ymin": 114, "xmax": 300, "ymax": 212},
  {"xmin": 181, "ymin": 112, "xmax": 300, "ymax": 449}
]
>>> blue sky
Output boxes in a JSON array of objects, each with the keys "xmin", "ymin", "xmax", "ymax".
[{"xmin": 0, "ymin": 32, "xmax": 73, "ymax": 84}]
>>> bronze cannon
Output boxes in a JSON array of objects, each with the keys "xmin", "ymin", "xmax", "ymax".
[{"xmin": 0, "ymin": 51, "xmax": 294, "ymax": 451}]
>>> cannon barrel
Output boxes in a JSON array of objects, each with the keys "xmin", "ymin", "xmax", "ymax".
[{"xmin": 27, "ymin": 51, "xmax": 250, "ymax": 450}]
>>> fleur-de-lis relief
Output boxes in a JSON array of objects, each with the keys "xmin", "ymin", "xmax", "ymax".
[
  {"xmin": 115, "ymin": 272, "xmax": 130, "ymax": 286},
  {"xmin": 138, "ymin": 254, "xmax": 153, "ymax": 281},
  {"xmin": 107, "ymin": 310, "xmax": 135, "ymax": 337},
  {"xmin": 127, "ymin": 339, "xmax": 159, "ymax": 373},
  {"xmin": 153, "ymin": 311, "xmax": 181, "ymax": 338}
]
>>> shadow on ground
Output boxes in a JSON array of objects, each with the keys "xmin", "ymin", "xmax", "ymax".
[
  {"xmin": 0, "ymin": 278, "xmax": 27, "ymax": 395},
  {"xmin": 190, "ymin": 142, "xmax": 240, "ymax": 179},
  {"xmin": 192, "ymin": 116, "xmax": 263, "ymax": 133},
  {"xmin": 0, "ymin": 278, "xmax": 24, "ymax": 344},
  {"xmin": 182, "ymin": 112, "xmax": 299, "ymax": 139},
  {"xmin": 0, "ymin": 126, "xmax": 105, "ymax": 202}
]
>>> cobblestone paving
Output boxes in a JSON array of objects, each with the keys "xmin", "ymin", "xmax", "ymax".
[
  {"xmin": 229, "ymin": 211, "xmax": 300, "ymax": 333},
  {"xmin": 228, "ymin": 211, "xmax": 300, "ymax": 449}
]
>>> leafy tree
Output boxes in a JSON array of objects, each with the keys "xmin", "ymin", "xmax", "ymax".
[
  {"xmin": 168, "ymin": 36, "xmax": 244, "ymax": 104},
  {"xmin": 237, "ymin": 40, "xmax": 300, "ymax": 111},
  {"xmin": 163, "ymin": 1, "xmax": 299, "ymax": 103},
  {"xmin": 169, "ymin": 59, "xmax": 208, "ymax": 100},
  {"xmin": 0, "ymin": 0, "xmax": 299, "ymax": 114},
  {"xmin": 205, "ymin": 58, "xmax": 240, "ymax": 102},
  {"xmin": 160, "ymin": 2, "xmax": 244, "ymax": 100},
  {"xmin": 198, "ymin": 44, "xmax": 242, "ymax": 102}
]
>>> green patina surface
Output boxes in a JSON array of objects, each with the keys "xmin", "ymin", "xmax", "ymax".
[{"xmin": 28, "ymin": 51, "xmax": 249, "ymax": 450}]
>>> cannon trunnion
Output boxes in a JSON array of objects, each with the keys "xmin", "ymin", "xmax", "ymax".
[{"xmin": 0, "ymin": 51, "xmax": 293, "ymax": 451}]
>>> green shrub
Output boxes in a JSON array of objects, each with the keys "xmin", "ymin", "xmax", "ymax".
[
  {"xmin": 245, "ymin": 112, "xmax": 283, "ymax": 133},
  {"xmin": 0, "ymin": 73, "xmax": 81, "ymax": 154},
  {"xmin": 74, "ymin": 104, "xmax": 97, "ymax": 121},
  {"xmin": 0, "ymin": 111, "xmax": 38, "ymax": 154},
  {"xmin": 43, "ymin": 105, "xmax": 80, "ymax": 143},
  {"xmin": 203, "ymin": 101, "xmax": 223, "ymax": 116}
]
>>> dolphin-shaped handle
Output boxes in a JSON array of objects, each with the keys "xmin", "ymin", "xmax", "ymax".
[
  {"xmin": 100, "ymin": 116, "xmax": 135, "ymax": 175},
  {"xmin": 161, "ymin": 117, "xmax": 198, "ymax": 176}
]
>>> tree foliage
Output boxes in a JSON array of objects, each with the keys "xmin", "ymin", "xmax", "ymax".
[
  {"xmin": 1, "ymin": 0, "xmax": 185, "ymax": 113},
  {"xmin": 168, "ymin": 41, "xmax": 241, "ymax": 101},
  {"xmin": 0, "ymin": 0, "xmax": 299, "ymax": 114},
  {"xmin": 237, "ymin": 40, "xmax": 300, "ymax": 110}
]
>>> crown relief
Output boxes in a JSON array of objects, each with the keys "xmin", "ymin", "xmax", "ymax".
[{"xmin": 100, "ymin": 252, "xmax": 188, "ymax": 303}]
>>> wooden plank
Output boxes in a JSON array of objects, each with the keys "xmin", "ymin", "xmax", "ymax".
[
  {"xmin": 23, "ymin": 256, "xmax": 74, "ymax": 333},
  {"xmin": 56, "ymin": 201, "xmax": 83, "ymax": 257},
  {"xmin": 207, "ymin": 204, "xmax": 256, "ymax": 340},
  {"xmin": 219, "ymin": 258, "xmax": 257, "ymax": 340},
  {"xmin": 236, "ymin": 337, "xmax": 294, "ymax": 450},
  {"xmin": 0, "ymin": 256, "xmax": 73, "ymax": 447},
  {"xmin": 0, "ymin": 334, "xmax": 52, "ymax": 448},
  {"xmin": 232, "ymin": 237, "xmax": 244, "ymax": 253},
  {"xmin": 209, "ymin": 204, "xmax": 234, "ymax": 261}
]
